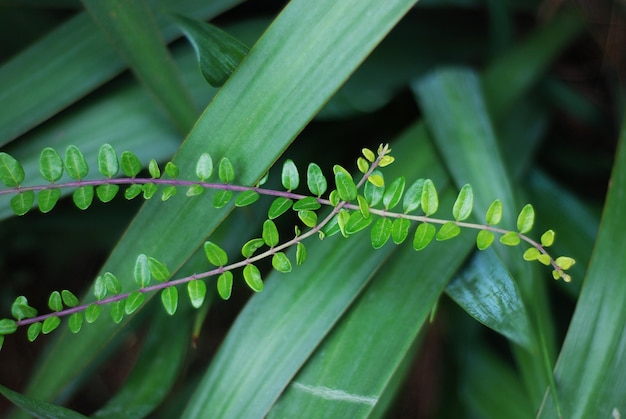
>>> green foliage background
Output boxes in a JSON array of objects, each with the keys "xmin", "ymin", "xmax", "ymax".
[{"xmin": 0, "ymin": 0, "xmax": 624, "ymax": 417}]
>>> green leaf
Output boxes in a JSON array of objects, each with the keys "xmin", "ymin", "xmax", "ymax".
[
  {"xmin": 164, "ymin": 161, "xmax": 179, "ymax": 179},
  {"xmin": 555, "ymin": 256, "xmax": 576, "ymax": 270},
  {"xmin": 125, "ymin": 184, "xmax": 143, "ymax": 200},
  {"xmin": 110, "ymin": 300, "xmax": 125, "ymax": 324},
  {"xmin": 148, "ymin": 256, "xmax": 170, "ymax": 282},
  {"xmin": 367, "ymin": 173, "xmax": 384, "ymax": 188},
  {"xmin": 186, "ymin": 184, "xmax": 204, "ymax": 197},
  {"xmin": 370, "ymin": 217, "xmax": 392, "ymax": 249},
  {"xmin": 48, "ymin": 291, "xmax": 63, "ymax": 312},
  {"xmin": 421, "ymin": 179, "xmax": 439, "ymax": 216},
  {"xmin": 64, "ymin": 145, "xmax": 89, "ymax": 180},
  {"xmin": 27, "ymin": 323, "xmax": 42, "ymax": 342},
  {"xmin": 362, "ymin": 147, "xmax": 376, "ymax": 162},
  {"xmin": 453, "ymin": 184, "xmax": 474, "ymax": 221},
  {"xmin": 42, "ymin": 316, "xmax": 61, "ymax": 334},
  {"xmin": 68, "ymin": 313, "xmax": 83, "ymax": 334},
  {"xmin": 217, "ymin": 272, "xmax": 233, "ymax": 300},
  {"xmin": 11, "ymin": 191, "xmax": 35, "ymax": 216},
  {"xmin": 235, "ymin": 190, "xmax": 260, "ymax": 207},
  {"xmin": 413, "ymin": 222, "xmax": 436, "ymax": 251},
  {"xmin": 125, "ymin": 291, "xmax": 145, "ymax": 315},
  {"xmin": 335, "ymin": 170, "xmax": 357, "ymax": 201},
  {"xmin": 134, "ymin": 254, "xmax": 150, "ymax": 288},
  {"xmin": 523, "ymin": 247, "xmax": 541, "ymax": 261},
  {"xmin": 272, "ymin": 252, "xmax": 292, "ymax": 273},
  {"xmin": 188, "ymin": 280, "xmax": 207, "ymax": 308},
  {"xmin": 212, "ymin": 190, "xmax": 233, "ymax": 208},
  {"xmin": 142, "ymin": 183, "xmax": 158, "ymax": 199},
  {"xmin": 39, "ymin": 148, "xmax": 64, "ymax": 182},
  {"xmin": 196, "ymin": 153, "xmax": 213, "ymax": 181},
  {"xmin": 262, "ymin": 219, "xmax": 279, "ymax": 247},
  {"xmin": 357, "ymin": 156, "xmax": 369, "ymax": 173},
  {"xmin": 0, "ymin": 152, "xmax": 25, "ymax": 186},
  {"xmin": 337, "ymin": 209, "xmax": 350, "ymax": 238},
  {"xmin": 357, "ymin": 195, "xmax": 370, "ymax": 218},
  {"xmin": 103, "ymin": 272, "xmax": 122, "ymax": 295},
  {"xmin": 0, "ymin": 319, "xmax": 18, "ymax": 335},
  {"xmin": 486, "ymin": 199, "xmax": 503, "ymax": 225},
  {"xmin": 73, "ymin": 186, "xmax": 94, "ymax": 210},
  {"xmin": 296, "ymin": 243, "xmax": 307, "ymax": 265},
  {"xmin": 96, "ymin": 184, "xmax": 119, "ymax": 203},
  {"xmin": 307, "ymin": 163, "xmax": 327, "ymax": 197},
  {"xmin": 281, "ymin": 159, "xmax": 299, "ymax": 190},
  {"xmin": 204, "ymin": 241, "xmax": 228, "ymax": 266},
  {"xmin": 219, "ymin": 157, "xmax": 235, "ymax": 183},
  {"xmin": 517, "ymin": 203, "xmax": 535, "ymax": 233},
  {"xmin": 329, "ymin": 190, "xmax": 340, "ymax": 207},
  {"xmin": 97, "ymin": 143, "xmax": 119, "ymax": 178},
  {"xmin": 38, "ymin": 189, "xmax": 61, "ymax": 213},
  {"xmin": 243, "ymin": 264, "xmax": 264, "ymax": 292},
  {"xmin": 541, "ymin": 230, "xmax": 555, "ymax": 247},
  {"xmin": 476, "ymin": 229, "xmax": 495, "ymax": 250},
  {"xmin": 298, "ymin": 210, "xmax": 318, "ymax": 228},
  {"xmin": 391, "ymin": 217, "xmax": 410, "ymax": 244},
  {"xmin": 500, "ymin": 231, "xmax": 521, "ymax": 246},
  {"xmin": 403, "ymin": 178, "xmax": 424, "ymax": 213},
  {"xmin": 11, "ymin": 297, "xmax": 37, "ymax": 321},
  {"xmin": 61, "ymin": 290, "xmax": 79, "ymax": 308},
  {"xmin": 0, "ymin": 383, "xmax": 87, "ymax": 418},
  {"xmin": 120, "ymin": 151, "xmax": 142, "ymax": 177},
  {"xmin": 242, "ymin": 238, "xmax": 266, "ymax": 258},
  {"xmin": 436, "ymin": 221, "xmax": 461, "ymax": 241},
  {"xmin": 321, "ymin": 214, "xmax": 341, "ymax": 238},
  {"xmin": 345, "ymin": 211, "xmax": 372, "ymax": 235},
  {"xmin": 85, "ymin": 305, "xmax": 101, "ymax": 324},
  {"xmin": 148, "ymin": 159, "xmax": 161, "ymax": 179},
  {"xmin": 94, "ymin": 276, "xmax": 107, "ymax": 301},
  {"xmin": 383, "ymin": 176, "xmax": 405, "ymax": 210},
  {"xmin": 292, "ymin": 196, "xmax": 321, "ymax": 211},
  {"xmin": 268, "ymin": 197, "xmax": 293, "ymax": 219},
  {"xmin": 171, "ymin": 13, "xmax": 249, "ymax": 87}
]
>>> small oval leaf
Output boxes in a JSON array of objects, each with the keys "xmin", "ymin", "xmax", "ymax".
[
  {"xmin": 383, "ymin": 177, "xmax": 405, "ymax": 210},
  {"xmin": 413, "ymin": 223, "xmax": 436, "ymax": 251},
  {"xmin": 65, "ymin": 145, "xmax": 89, "ymax": 180},
  {"xmin": 188, "ymin": 280, "xmax": 207, "ymax": 308},
  {"xmin": 235, "ymin": 190, "xmax": 260, "ymax": 207},
  {"xmin": 370, "ymin": 217, "xmax": 392, "ymax": 249},
  {"xmin": 485, "ymin": 199, "xmax": 503, "ymax": 225},
  {"xmin": 345, "ymin": 211, "xmax": 373, "ymax": 235},
  {"xmin": 148, "ymin": 256, "xmax": 171, "ymax": 282},
  {"xmin": 96, "ymin": 184, "xmax": 119, "ymax": 203},
  {"xmin": 110, "ymin": 300, "xmax": 125, "ymax": 323},
  {"xmin": 134, "ymin": 254, "xmax": 151, "ymax": 287},
  {"xmin": 421, "ymin": 179, "xmax": 438, "ymax": 216},
  {"xmin": 217, "ymin": 272, "xmax": 233, "ymax": 300},
  {"xmin": 11, "ymin": 191, "xmax": 35, "ymax": 216},
  {"xmin": 272, "ymin": 252, "xmax": 292, "ymax": 273},
  {"xmin": 85, "ymin": 305, "xmax": 102, "ymax": 323},
  {"xmin": 42, "ymin": 316, "xmax": 61, "ymax": 334},
  {"xmin": 125, "ymin": 291, "xmax": 145, "ymax": 315},
  {"xmin": 68, "ymin": 313, "xmax": 83, "ymax": 334},
  {"xmin": 292, "ymin": 196, "xmax": 321, "ymax": 211},
  {"xmin": 541, "ymin": 230, "xmax": 555, "ymax": 247},
  {"xmin": 212, "ymin": 190, "xmax": 233, "ymax": 208},
  {"xmin": 204, "ymin": 241, "xmax": 228, "ymax": 266},
  {"xmin": 27, "ymin": 323, "xmax": 42, "ymax": 342},
  {"xmin": 161, "ymin": 287, "xmax": 178, "ymax": 315},
  {"xmin": 243, "ymin": 264, "xmax": 264, "ymax": 292},
  {"xmin": 98, "ymin": 144, "xmax": 119, "ymax": 178},
  {"xmin": 403, "ymin": 178, "xmax": 424, "ymax": 213},
  {"xmin": 219, "ymin": 157, "xmax": 235, "ymax": 183},
  {"xmin": 281, "ymin": 159, "xmax": 299, "ymax": 190},
  {"xmin": 452, "ymin": 184, "xmax": 473, "ymax": 221},
  {"xmin": 73, "ymin": 186, "xmax": 94, "ymax": 210},
  {"xmin": 120, "ymin": 151, "xmax": 142, "ymax": 177},
  {"xmin": 436, "ymin": 222, "xmax": 461, "ymax": 241},
  {"xmin": 0, "ymin": 152, "xmax": 25, "ymax": 186},
  {"xmin": 335, "ymin": 171, "xmax": 357, "ymax": 201},
  {"xmin": 391, "ymin": 218, "xmax": 411, "ymax": 244},
  {"xmin": 476, "ymin": 230, "xmax": 495, "ymax": 250},
  {"xmin": 48, "ymin": 291, "xmax": 63, "ymax": 312},
  {"xmin": 262, "ymin": 220, "xmax": 279, "ymax": 247},
  {"xmin": 241, "ymin": 238, "xmax": 265, "ymax": 258},
  {"xmin": 196, "ymin": 153, "xmax": 213, "ymax": 181},
  {"xmin": 296, "ymin": 242, "xmax": 307, "ymax": 265},
  {"xmin": 517, "ymin": 204, "xmax": 535, "ymax": 234},
  {"xmin": 61, "ymin": 290, "xmax": 79, "ymax": 307},
  {"xmin": 307, "ymin": 163, "xmax": 327, "ymax": 196},
  {"xmin": 268, "ymin": 197, "xmax": 293, "ymax": 219},
  {"xmin": 298, "ymin": 210, "xmax": 318, "ymax": 228},
  {"xmin": 500, "ymin": 231, "xmax": 521, "ymax": 246},
  {"xmin": 38, "ymin": 189, "xmax": 61, "ymax": 213},
  {"xmin": 39, "ymin": 148, "xmax": 63, "ymax": 182}
]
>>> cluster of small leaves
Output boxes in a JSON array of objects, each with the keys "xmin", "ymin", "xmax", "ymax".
[{"xmin": 0, "ymin": 143, "xmax": 575, "ymax": 349}]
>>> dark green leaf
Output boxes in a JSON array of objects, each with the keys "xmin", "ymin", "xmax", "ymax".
[
  {"xmin": 242, "ymin": 238, "xmax": 266, "ymax": 258},
  {"xmin": 0, "ymin": 383, "xmax": 87, "ymax": 418},
  {"xmin": 61, "ymin": 290, "xmax": 79, "ymax": 308},
  {"xmin": 120, "ymin": 151, "xmax": 142, "ymax": 177},
  {"xmin": 383, "ymin": 176, "xmax": 405, "ymax": 210},
  {"xmin": 370, "ymin": 217, "xmax": 392, "ymax": 249},
  {"xmin": 68, "ymin": 313, "xmax": 83, "ymax": 334},
  {"xmin": 453, "ymin": 184, "xmax": 474, "ymax": 221},
  {"xmin": 335, "ymin": 171, "xmax": 357, "ymax": 201},
  {"xmin": 96, "ymin": 184, "xmax": 119, "ymax": 203},
  {"xmin": 272, "ymin": 252, "xmax": 292, "ymax": 273},
  {"xmin": 262, "ymin": 219, "xmax": 279, "ymax": 247},
  {"xmin": 413, "ymin": 223, "xmax": 436, "ymax": 250},
  {"xmin": 196, "ymin": 153, "xmax": 213, "ymax": 181},
  {"xmin": 517, "ymin": 203, "xmax": 535, "ymax": 234},
  {"xmin": 65, "ymin": 145, "xmax": 89, "ymax": 180},
  {"xmin": 110, "ymin": 300, "xmax": 125, "ymax": 324},
  {"xmin": 148, "ymin": 256, "xmax": 170, "ymax": 282},
  {"xmin": 0, "ymin": 152, "xmax": 25, "ymax": 186},
  {"xmin": 27, "ymin": 323, "xmax": 42, "ymax": 342},
  {"xmin": 73, "ymin": 186, "xmax": 94, "ymax": 210},
  {"xmin": 85, "ymin": 305, "xmax": 101, "ymax": 324},
  {"xmin": 292, "ymin": 197, "xmax": 321, "ymax": 211},
  {"xmin": 298, "ymin": 210, "xmax": 317, "ymax": 228},
  {"xmin": 188, "ymin": 280, "xmax": 207, "ymax": 308},
  {"xmin": 436, "ymin": 221, "xmax": 461, "ymax": 241},
  {"xmin": 235, "ymin": 190, "xmax": 260, "ymax": 207},
  {"xmin": 42, "ymin": 316, "xmax": 61, "ymax": 334},
  {"xmin": 48, "ymin": 291, "xmax": 63, "ymax": 312},
  {"xmin": 11, "ymin": 191, "xmax": 34, "ymax": 216},
  {"xmin": 345, "ymin": 211, "xmax": 372, "ymax": 235},
  {"xmin": 204, "ymin": 241, "xmax": 228, "ymax": 266},
  {"xmin": 125, "ymin": 291, "xmax": 145, "ymax": 315},
  {"xmin": 134, "ymin": 254, "xmax": 150, "ymax": 288},
  {"xmin": 217, "ymin": 272, "xmax": 233, "ymax": 300},
  {"xmin": 39, "ymin": 148, "xmax": 64, "ymax": 182},
  {"xmin": 38, "ymin": 189, "xmax": 61, "ymax": 213},
  {"xmin": 307, "ymin": 163, "xmax": 327, "ymax": 197},
  {"xmin": 243, "ymin": 264, "xmax": 263, "ymax": 292},
  {"xmin": 391, "ymin": 218, "xmax": 411, "ymax": 244},
  {"xmin": 219, "ymin": 157, "xmax": 235, "ymax": 183},
  {"xmin": 97, "ymin": 143, "xmax": 119, "ymax": 178},
  {"xmin": 212, "ymin": 190, "xmax": 233, "ymax": 208},
  {"xmin": 268, "ymin": 197, "xmax": 293, "ymax": 219},
  {"xmin": 421, "ymin": 179, "xmax": 439, "ymax": 216},
  {"xmin": 281, "ymin": 159, "xmax": 299, "ymax": 190}
]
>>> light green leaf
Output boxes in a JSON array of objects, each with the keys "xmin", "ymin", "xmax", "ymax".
[
  {"xmin": 243, "ymin": 264, "xmax": 264, "ymax": 292},
  {"xmin": 134, "ymin": 254, "xmax": 150, "ymax": 288},
  {"xmin": 42, "ymin": 316, "xmax": 61, "ymax": 334},
  {"xmin": 517, "ymin": 204, "xmax": 535, "ymax": 233},
  {"xmin": 242, "ymin": 238, "xmax": 266, "ymax": 258},
  {"xmin": 362, "ymin": 147, "xmax": 375, "ymax": 162},
  {"xmin": 367, "ymin": 173, "xmax": 384, "ymax": 188},
  {"xmin": 96, "ymin": 184, "xmax": 119, "ymax": 203},
  {"xmin": 345, "ymin": 211, "xmax": 372, "ymax": 235},
  {"xmin": 486, "ymin": 199, "xmax": 503, "ymax": 225},
  {"xmin": 421, "ymin": 179, "xmax": 438, "ymax": 216},
  {"xmin": 370, "ymin": 217, "xmax": 392, "ymax": 249},
  {"xmin": 27, "ymin": 323, "xmax": 42, "ymax": 342},
  {"xmin": 85, "ymin": 305, "xmax": 101, "ymax": 324},
  {"xmin": 188, "ymin": 280, "xmax": 207, "ymax": 308},
  {"xmin": 110, "ymin": 300, "xmax": 125, "ymax": 324},
  {"xmin": 11, "ymin": 191, "xmax": 35, "ymax": 216},
  {"xmin": 0, "ymin": 152, "xmax": 25, "ymax": 186},
  {"xmin": 292, "ymin": 197, "xmax": 321, "ymax": 211},
  {"xmin": 186, "ymin": 184, "xmax": 203, "ymax": 197},
  {"xmin": 212, "ymin": 190, "xmax": 233, "ymax": 208},
  {"xmin": 103, "ymin": 272, "xmax": 122, "ymax": 295},
  {"xmin": 413, "ymin": 222, "xmax": 436, "ymax": 251},
  {"xmin": 523, "ymin": 247, "xmax": 541, "ymax": 261},
  {"xmin": 65, "ymin": 145, "xmax": 89, "ymax": 180},
  {"xmin": 120, "ymin": 151, "xmax": 142, "ymax": 177},
  {"xmin": 161, "ymin": 185, "xmax": 177, "ymax": 202},
  {"xmin": 298, "ymin": 210, "xmax": 317, "ymax": 228},
  {"xmin": 382, "ymin": 176, "xmax": 405, "ymax": 210},
  {"xmin": 61, "ymin": 290, "xmax": 79, "ymax": 308},
  {"xmin": 541, "ymin": 230, "xmax": 555, "ymax": 247},
  {"xmin": 235, "ymin": 190, "xmax": 260, "ymax": 207},
  {"xmin": 453, "ymin": 184, "xmax": 473, "ymax": 221},
  {"xmin": 262, "ymin": 219, "xmax": 279, "ymax": 247},
  {"xmin": 296, "ymin": 243, "xmax": 306, "ymax": 265},
  {"xmin": 555, "ymin": 256, "xmax": 575, "ymax": 270},
  {"xmin": 272, "ymin": 252, "xmax": 292, "ymax": 273},
  {"xmin": 281, "ymin": 159, "xmax": 299, "ymax": 190},
  {"xmin": 329, "ymin": 190, "xmax": 340, "ymax": 206},
  {"xmin": 268, "ymin": 197, "xmax": 293, "ymax": 219},
  {"xmin": 148, "ymin": 159, "xmax": 161, "ymax": 179},
  {"xmin": 148, "ymin": 256, "xmax": 170, "ymax": 282},
  {"xmin": 219, "ymin": 157, "xmax": 235, "ymax": 183},
  {"xmin": 196, "ymin": 153, "xmax": 213, "ymax": 181},
  {"xmin": 436, "ymin": 221, "xmax": 461, "ymax": 241},
  {"xmin": 391, "ymin": 217, "xmax": 410, "ymax": 244},
  {"xmin": 364, "ymin": 171, "xmax": 384, "ymax": 206},
  {"xmin": 125, "ymin": 291, "xmax": 145, "ymax": 315},
  {"xmin": 335, "ymin": 170, "xmax": 358, "ymax": 201},
  {"xmin": 68, "ymin": 313, "xmax": 83, "ymax": 334},
  {"xmin": 161, "ymin": 287, "xmax": 178, "ymax": 315},
  {"xmin": 73, "ymin": 186, "xmax": 94, "ymax": 210},
  {"xmin": 204, "ymin": 241, "xmax": 228, "ymax": 266},
  {"xmin": 500, "ymin": 231, "xmax": 521, "ymax": 246},
  {"xmin": 476, "ymin": 229, "xmax": 495, "ymax": 250},
  {"xmin": 403, "ymin": 178, "xmax": 424, "ymax": 213},
  {"xmin": 39, "ymin": 148, "xmax": 63, "ymax": 182},
  {"xmin": 48, "ymin": 291, "xmax": 63, "ymax": 312},
  {"xmin": 97, "ymin": 143, "xmax": 119, "ymax": 178},
  {"xmin": 357, "ymin": 156, "xmax": 369, "ymax": 173},
  {"xmin": 38, "ymin": 189, "xmax": 61, "ymax": 213},
  {"xmin": 217, "ymin": 272, "xmax": 233, "ymax": 300},
  {"xmin": 307, "ymin": 163, "xmax": 327, "ymax": 197}
]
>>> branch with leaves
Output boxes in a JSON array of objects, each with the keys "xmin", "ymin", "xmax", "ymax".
[{"xmin": 0, "ymin": 143, "xmax": 575, "ymax": 349}]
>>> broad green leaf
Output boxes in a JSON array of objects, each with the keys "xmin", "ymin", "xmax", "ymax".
[
  {"xmin": 403, "ymin": 178, "xmax": 424, "ymax": 213},
  {"xmin": 68, "ymin": 313, "xmax": 83, "ymax": 334},
  {"xmin": 188, "ymin": 280, "xmax": 207, "ymax": 308},
  {"xmin": 262, "ymin": 219, "xmax": 279, "ymax": 247},
  {"xmin": 164, "ymin": 161, "xmax": 179, "ymax": 178},
  {"xmin": 298, "ymin": 210, "xmax": 317, "ymax": 228},
  {"xmin": 161, "ymin": 287, "xmax": 178, "ymax": 315},
  {"xmin": 370, "ymin": 217, "xmax": 392, "ymax": 249},
  {"xmin": 335, "ymin": 170, "xmax": 358, "ymax": 201},
  {"xmin": 382, "ymin": 176, "xmax": 405, "ymax": 210},
  {"xmin": 421, "ymin": 179, "xmax": 438, "ymax": 216},
  {"xmin": 39, "ymin": 148, "xmax": 63, "ymax": 182},
  {"xmin": 345, "ymin": 211, "xmax": 372, "ymax": 235},
  {"xmin": 96, "ymin": 184, "xmax": 119, "ymax": 203},
  {"xmin": 0, "ymin": 319, "xmax": 18, "ymax": 335},
  {"xmin": 268, "ymin": 197, "xmax": 293, "ymax": 219},
  {"xmin": 85, "ymin": 305, "xmax": 101, "ymax": 323},
  {"xmin": 436, "ymin": 221, "xmax": 461, "ymax": 241},
  {"xmin": 42, "ymin": 316, "xmax": 61, "ymax": 334},
  {"xmin": 11, "ymin": 191, "xmax": 35, "ymax": 216},
  {"xmin": 48, "ymin": 291, "xmax": 63, "ymax": 312},
  {"xmin": 37, "ymin": 189, "xmax": 61, "ymax": 213},
  {"xmin": 134, "ymin": 254, "xmax": 150, "ymax": 288},
  {"xmin": 281, "ymin": 159, "xmax": 299, "ymax": 190},
  {"xmin": 272, "ymin": 252, "xmax": 292, "ymax": 273},
  {"xmin": 217, "ymin": 272, "xmax": 233, "ymax": 300},
  {"xmin": 235, "ymin": 190, "xmax": 260, "ymax": 207},
  {"xmin": 148, "ymin": 159, "xmax": 161, "ymax": 179},
  {"xmin": 242, "ymin": 238, "xmax": 266, "ymax": 258},
  {"xmin": 243, "ymin": 264, "xmax": 263, "ymax": 292},
  {"xmin": 171, "ymin": 13, "xmax": 250, "ymax": 87},
  {"xmin": 364, "ymin": 170, "xmax": 384, "ymax": 206},
  {"xmin": 212, "ymin": 190, "xmax": 233, "ymax": 208},
  {"xmin": 296, "ymin": 242, "xmax": 306, "ymax": 265},
  {"xmin": 0, "ymin": 152, "xmax": 25, "ymax": 187},
  {"xmin": 64, "ymin": 145, "xmax": 89, "ymax": 180},
  {"xmin": 453, "ymin": 184, "xmax": 473, "ymax": 221},
  {"xmin": 195, "ymin": 152, "xmax": 213, "ymax": 181},
  {"xmin": 73, "ymin": 186, "xmax": 94, "ymax": 210},
  {"xmin": 391, "ymin": 217, "xmax": 410, "ymax": 244},
  {"xmin": 27, "ymin": 323, "xmax": 42, "ymax": 342},
  {"xmin": 413, "ymin": 222, "xmax": 436, "ymax": 251},
  {"xmin": 61, "ymin": 290, "xmax": 79, "ymax": 308},
  {"xmin": 120, "ymin": 151, "xmax": 142, "ymax": 177},
  {"xmin": 148, "ymin": 256, "xmax": 171, "ymax": 282},
  {"xmin": 110, "ymin": 300, "xmax": 125, "ymax": 324},
  {"xmin": 292, "ymin": 197, "xmax": 321, "ymax": 211},
  {"xmin": 219, "ymin": 157, "xmax": 235, "ymax": 183},
  {"xmin": 0, "ymin": 384, "xmax": 86, "ymax": 419},
  {"xmin": 486, "ymin": 199, "xmax": 503, "ymax": 225},
  {"xmin": 160, "ymin": 185, "xmax": 177, "ymax": 201},
  {"xmin": 97, "ymin": 143, "xmax": 119, "ymax": 178},
  {"xmin": 204, "ymin": 241, "xmax": 228, "ymax": 266},
  {"xmin": 476, "ymin": 229, "xmax": 495, "ymax": 250},
  {"xmin": 306, "ymin": 163, "xmax": 327, "ymax": 197},
  {"xmin": 517, "ymin": 204, "xmax": 535, "ymax": 233},
  {"xmin": 500, "ymin": 231, "xmax": 521, "ymax": 246},
  {"xmin": 124, "ymin": 291, "xmax": 145, "ymax": 315}
]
